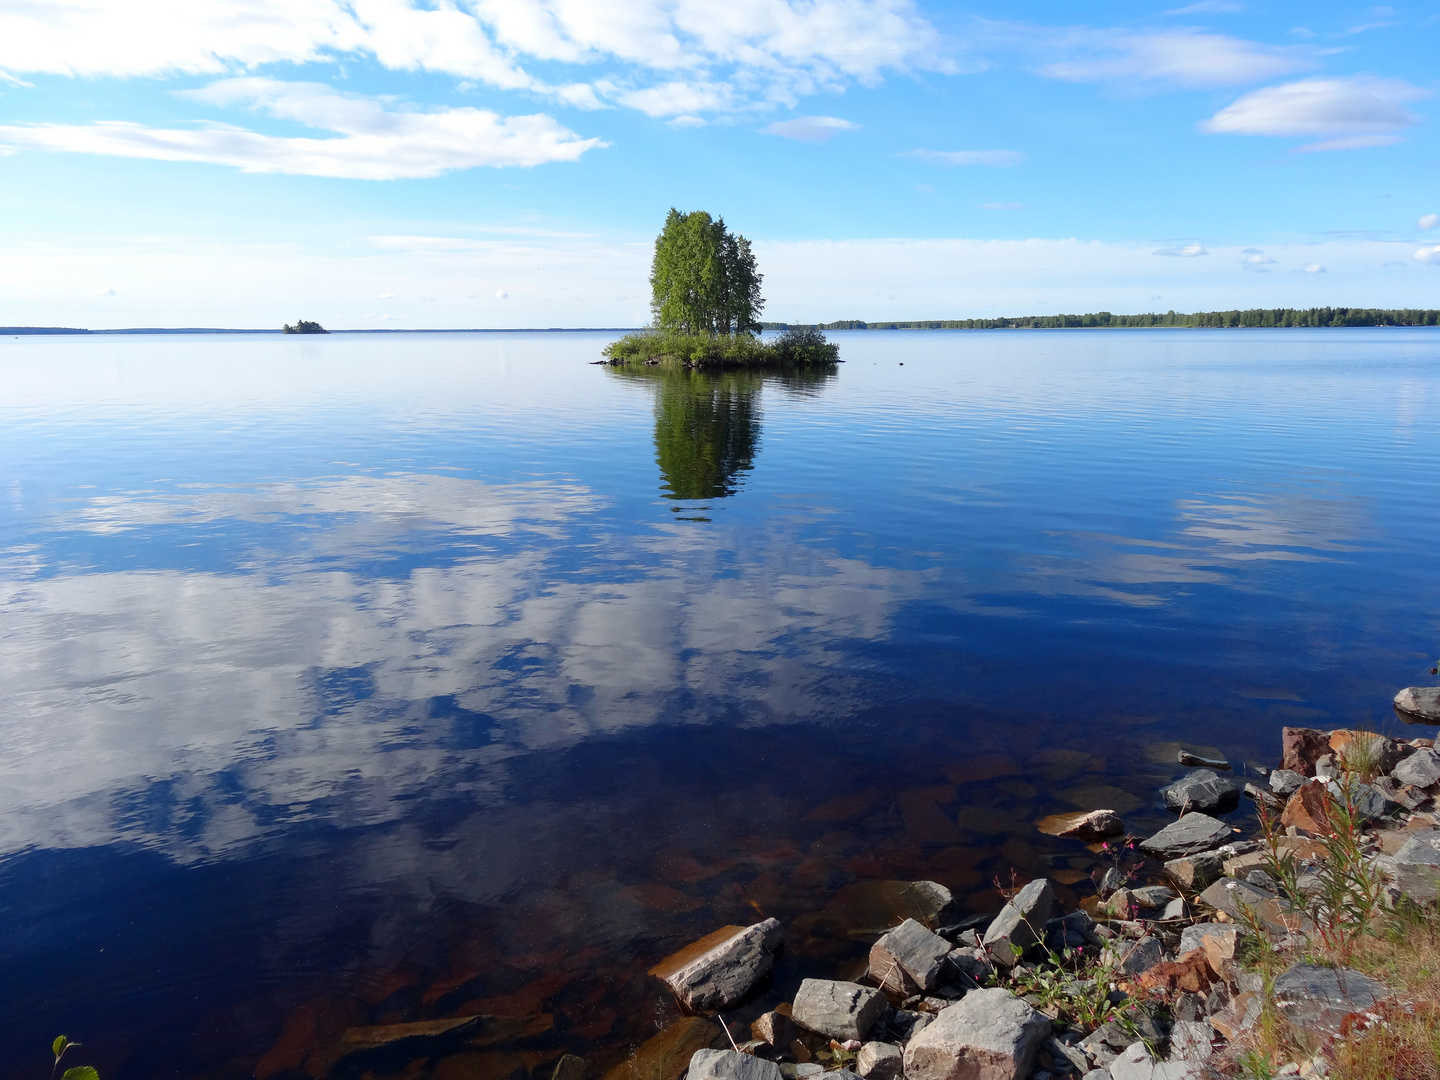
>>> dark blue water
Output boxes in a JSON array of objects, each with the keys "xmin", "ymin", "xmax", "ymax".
[{"xmin": 0, "ymin": 329, "xmax": 1436, "ymax": 1080}]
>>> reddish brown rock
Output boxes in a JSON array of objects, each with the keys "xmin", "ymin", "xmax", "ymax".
[
  {"xmin": 1281, "ymin": 783, "xmax": 1333, "ymax": 835},
  {"xmin": 1282, "ymin": 728, "xmax": 1332, "ymax": 776},
  {"xmin": 1133, "ymin": 948, "xmax": 1215, "ymax": 995}
]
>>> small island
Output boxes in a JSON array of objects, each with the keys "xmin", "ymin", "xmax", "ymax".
[
  {"xmin": 282, "ymin": 319, "xmax": 329, "ymax": 334},
  {"xmin": 603, "ymin": 210, "xmax": 838, "ymax": 369}
]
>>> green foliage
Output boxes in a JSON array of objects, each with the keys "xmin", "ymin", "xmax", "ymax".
[
  {"xmin": 51, "ymin": 1035, "xmax": 97, "ymax": 1080},
  {"xmin": 602, "ymin": 330, "xmax": 836, "ymax": 370},
  {"xmin": 762, "ymin": 308, "xmax": 1440, "ymax": 331},
  {"xmin": 282, "ymin": 319, "xmax": 328, "ymax": 334},
  {"xmin": 649, "ymin": 209, "xmax": 763, "ymax": 336}
]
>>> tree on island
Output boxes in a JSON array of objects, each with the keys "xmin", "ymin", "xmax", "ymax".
[
  {"xmin": 650, "ymin": 209, "xmax": 763, "ymax": 336},
  {"xmin": 283, "ymin": 319, "xmax": 328, "ymax": 334}
]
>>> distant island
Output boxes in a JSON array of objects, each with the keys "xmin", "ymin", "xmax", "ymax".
[
  {"xmin": 282, "ymin": 320, "xmax": 328, "ymax": 334},
  {"xmin": 764, "ymin": 306, "xmax": 1440, "ymax": 330},
  {"xmin": 603, "ymin": 209, "xmax": 838, "ymax": 369}
]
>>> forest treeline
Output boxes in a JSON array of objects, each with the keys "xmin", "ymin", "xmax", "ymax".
[{"xmin": 762, "ymin": 307, "xmax": 1440, "ymax": 331}]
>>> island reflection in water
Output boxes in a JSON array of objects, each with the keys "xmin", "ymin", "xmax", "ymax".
[{"xmin": 0, "ymin": 330, "xmax": 1436, "ymax": 1080}]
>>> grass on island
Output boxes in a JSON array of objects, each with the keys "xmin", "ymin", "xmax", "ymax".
[{"xmin": 602, "ymin": 326, "xmax": 838, "ymax": 369}]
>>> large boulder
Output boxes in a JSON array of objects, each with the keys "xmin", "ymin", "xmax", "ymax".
[
  {"xmin": 1161, "ymin": 770, "xmax": 1239, "ymax": 815},
  {"xmin": 903, "ymin": 989, "xmax": 1049, "ymax": 1080},
  {"xmin": 1394, "ymin": 687, "xmax": 1440, "ymax": 724},
  {"xmin": 981, "ymin": 879, "xmax": 1055, "ymax": 967},
  {"xmin": 1138, "ymin": 814, "xmax": 1230, "ymax": 859},
  {"xmin": 792, "ymin": 980, "xmax": 887, "ymax": 1042},
  {"xmin": 1392, "ymin": 747, "xmax": 1440, "ymax": 789},
  {"xmin": 1272, "ymin": 964, "xmax": 1387, "ymax": 1047},
  {"xmin": 871, "ymin": 918, "xmax": 953, "ymax": 993},
  {"xmin": 688, "ymin": 1049, "xmax": 785, "ymax": 1080},
  {"xmin": 649, "ymin": 919, "xmax": 784, "ymax": 1011},
  {"xmin": 1281, "ymin": 727, "xmax": 1332, "ymax": 775}
]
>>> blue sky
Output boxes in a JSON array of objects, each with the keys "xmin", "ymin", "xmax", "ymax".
[{"xmin": 1, "ymin": 0, "xmax": 1437, "ymax": 328}]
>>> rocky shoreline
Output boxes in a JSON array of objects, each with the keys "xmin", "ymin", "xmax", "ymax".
[{"xmin": 605, "ymin": 686, "xmax": 1440, "ymax": 1080}]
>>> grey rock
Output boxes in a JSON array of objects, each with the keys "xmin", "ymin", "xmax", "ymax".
[
  {"xmin": 1272, "ymin": 964, "xmax": 1387, "ymax": 1043},
  {"xmin": 1178, "ymin": 923, "xmax": 1231, "ymax": 956},
  {"xmin": 982, "ymin": 879, "xmax": 1055, "ymax": 967},
  {"xmin": 1372, "ymin": 775, "xmax": 1429, "ymax": 811},
  {"xmin": 1244, "ymin": 869, "xmax": 1278, "ymax": 892},
  {"xmin": 1376, "ymin": 829, "xmax": 1440, "ymax": 902},
  {"xmin": 1269, "ymin": 770, "xmax": 1305, "ymax": 797},
  {"xmin": 1044, "ymin": 1038, "xmax": 1089, "ymax": 1075},
  {"xmin": 1139, "ymin": 814, "xmax": 1231, "ymax": 859},
  {"xmin": 688, "ymin": 1050, "xmax": 786, "ymax": 1080},
  {"xmin": 947, "ymin": 946, "xmax": 994, "ymax": 983},
  {"xmin": 890, "ymin": 1009, "xmax": 933, "ymax": 1041},
  {"xmin": 659, "ymin": 919, "xmax": 785, "ymax": 1011},
  {"xmin": 779, "ymin": 1066, "xmax": 824, "ymax": 1079},
  {"xmin": 1162, "ymin": 771, "xmax": 1239, "ymax": 816},
  {"xmin": 856, "ymin": 1043, "xmax": 904, "ymax": 1080},
  {"xmin": 1108, "ymin": 936, "xmax": 1166, "ymax": 977},
  {"xmin": 1129, "ymin": 885, "xmax": 1177, "ymax": 909},
  {"xmin": 903, "ymin": 989, "xmax": 1049, "ymax": 1080},
  {"xmin": 1080, "ymin": 1072, "xmax": 1112, "ymax": 1080},
  {"xmin": 793, "ymin": 979, "xmax": 888, "ymax": 1042},
  {"xmin": 1394, "ymin": 686, "xmax": 1440, "ymax": 724},
  {"xmin": 1394, "ymin": 828, "xmax": 1440, "ymax": 864},
  {"xmin": 830, "ymin": 1071, "xmax": 864, "ymax": 1080},
  {"xmin": 1098, "ymin": 867, "xmax": 1126, "ymax": 899},
  {"xmin": 751, "ymin": 1011, "xmax": 792, "ymax": 1048},
  {"xmin": 1109, "ymin": 1043, "xmax": 1153, "ymax": 1080},
  {"xmin": 1393, "ymin": 748, "xmax": 1440, "ymax": 789},
  {"xmin": 553, "ymin": 1055, "xmax": 586, "ymax": 1080},
  {"xmin": 1168, "ymin": 1022, "xmax": 1213, "ymax": 1064},
  {"xmin": 1160, "ymin": 898, "xmax": 1186, "ymax": 921},
  {"xmin": 1172, "ymin": 994, "xmax": 1205, "ymax": 1023},
  {"xmin": 1163, "ymin": 852, "xmax": 1224, "ymax": 891},
  {"xmin": 1350, "ymin": 784, "xmax": 1400, "ymax": 823},
  {"xmin": 872, "ymin": 918, "xmax": 954, "ymax": 993},
  {"xmin": 1244, "ymin": 782, "xmax": 1285, "ymax": 811}
]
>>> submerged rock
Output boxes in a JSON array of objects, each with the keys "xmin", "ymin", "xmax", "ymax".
[
  {"xmin": 827, "ymin": 880, "xmax": 957, "ymax": 939},
  {"xmin": 649, "ymin": 919, "xmax": 784, "ymax": 1011},
  {"xmin": 1394, "ymin": 686, "xmax": 1440, "ymax": 724},
  {"xmin": 1161, "ymin": 771, "xmax": 1239, "ymax": 815},
  {"xmin": 792, "ymin": 979, "xmax": 887, "ymax": 1042},
  {"xmin": 903, "ymin": 988, "xmax": 1049, "ymax": 1080},
  {"xmin": 601, "ymin": 1017, "xmax": 725, "ymax": 1080},
  {"xmin": 982, "ymin": 878, "xmax": 1055, "ymax": 967},
  {"xmin": 1138, "ymin": 814, "xmax": 1230, "ymax": 859},
  {"xmin": 871, "ymin": 918, "xmax": 953, "ymax": 993},
  {"xmin": 1036, "ymin": 810, "xmax": 1125, "ymax": 842},
  {"xmin": 1178, "ymin": 751, "xmax": 1230, "ymax": 771}
]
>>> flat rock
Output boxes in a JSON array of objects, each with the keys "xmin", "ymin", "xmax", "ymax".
[
  {"xmin": 1037, "ymin": 809, "xmax": 1126, "ymax": 842},
  {"xmin": 1272, "ymin": 963, "xmax": 1387, "ymax": 1045},
  {"xmin": 1162, "ymin": 770, "xmax": 1239, "ymax": 815},
  {"xmin": 1139, "ymin": 814, "xmax": 1230, "ymax": 859},
  {"xmin": 650, "ymin": 919, "xmax": 784, "ymax": 1011},
  {"xmin": 1107, "ymin": 936, "xmax": 1165, "ymax": 978},
  {"xmin": 1178, "ymin": 751, "xmax": 1230, "ymax": 771},
  {"xmin": 982, "ymin": 878, "xmax": 1055, "ymax": 967},
  {"xmin": 1178, "ymin": 922, "xmax": 1231, "ymax": 955},
  {"xmin": 903, "ymin": 988, "xmax": 1049, "ymax": 1080},
  {"xmin": 856, "ymin": 1042, "xmax": 904, "ymax": 1080},
  {"xmin": 336, "ymin": 1016, "xmax": 481, "ymax": 1061},
  {"xmin": 1393, "ymin": 747, "xmax": 1440, "ymax": 788},
  {"xmin": 792, "ymin": 979, "xmax": 887, "ymax": 1041},
  {"xmin": 1281, "ymin": 728, "xmax": 1331, "ymax": 776},
  {"xmin": 1395, "ymin": 686, "xmax": 1440, "ymax": 724},
  {"xmin": 871, "ymin": 918, "xmax": 953, "ymax": 993},
  {"xmin": 688, "ymin": 1049, "xmax": 785, "ymax": 1080},
  {"xmin": 1168, "ymin": 1021, "xmax": 1214, "ymax": 1064},
  {"xmin": 827, "ymin": 881, "xmax": 957, "ymax": 939}
]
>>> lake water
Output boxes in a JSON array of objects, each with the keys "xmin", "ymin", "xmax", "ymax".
[{"xmin": 1, "ymin": 329, "xmax": 1437, "ymax": 1080}]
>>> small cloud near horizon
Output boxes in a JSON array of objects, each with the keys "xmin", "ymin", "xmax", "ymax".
[
  {"xmin": 1421, "ymin": 213, "xmax": 1439, "ymax": 229},
  {"xmin": 904, "ymin": 149, "xmax": 1024, "ymax": 167},
  {"xmin": 1304, "ymin": 263, "xmax": 1325, "ymax": 273},
  {"xmin": 761, "ymin": 116, "xmax": 859, "ymax": 143},
  {"xmin": 1153, "ymin": 243, "xmax": 1208, "ymax": 257},
  {"xmin": 96, "ymin": 286, "xmax": 118, "ymax": 296},
  {"xmin": 495, "ymin": 290, "xmax": 510, "ymax": 299}
]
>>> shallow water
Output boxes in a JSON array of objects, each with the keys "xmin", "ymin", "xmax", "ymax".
[{"xmin": 0, "ymin": 329, "xmax": 1436, "ymax": 1079}]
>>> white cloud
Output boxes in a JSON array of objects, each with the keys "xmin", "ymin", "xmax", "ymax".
[
  {"xmin": 495, "ymin": 290, "xmax": 509, "ymax": 299},
  {"xmin": 1304, "ymin": 263, "xmax": 1325, "ymax": 273},
  {"xmin": 1241, "ymin": 250, "xmax": 1276, "ymax": 270},
  {"xmin": 1164, "ymin": 1, "xmax": 1243, "ymax": 13},
  {"xmin": 1029, "ymin": 29, "xmax": 1310, "ymax": 88},
  {"xmin": 1203, "ymin": 76, "xmax": 1430, "ymax": 151},
  {"xmin": 96, "ymin": 285, "xmax": 119, "ymax": 295},
  {"xmin": 903, "ymin": 149, "xmax": 1025, "ymax": 167},
  {"xmin": 1420, "ymin": 214, "xmax": 1439, "ymax": 230},
  {"xmin": 761, "ymin": 116, "xmax": 859, "ymax": 142},
  {"xmin": 1153, "ymin": 243, "xmax": 1208, "ymax": 256},
  {"xmin": 0, "ymin": 78, "xmax": 606, "ymax": 178},
  {"xmin": 378, "ymin": 291, "xmax": 396, "ymax": 299},
  {"xmin": 0, "ymin": 0, "xmax": 942, "ymax": 119},
  {"xmin": 1417, "ymin": 246, "xmax": 1440, "ymax": 265}
]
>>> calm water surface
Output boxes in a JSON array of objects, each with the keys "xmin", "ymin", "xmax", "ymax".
[{"xmin": 0, "ymin": 329, "xmax": 1436, "ymax": 1079}]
